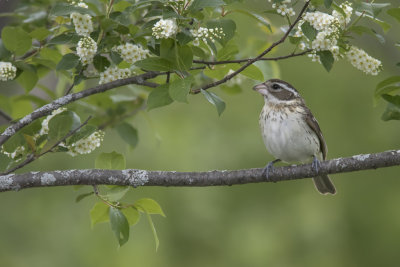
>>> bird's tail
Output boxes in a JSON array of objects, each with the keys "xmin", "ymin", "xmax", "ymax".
[{"xmin": 313, "ymin": 175, "xmax": 336, "ymax": 195}]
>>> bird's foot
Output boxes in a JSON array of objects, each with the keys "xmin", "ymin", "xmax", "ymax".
[
  {"xmin": 312, "ymin": 156, "xmax": 321, "ymax": 174},
  {"xmin": 262, "ymin": 159, "xmax": 281, "ymax": 182}
]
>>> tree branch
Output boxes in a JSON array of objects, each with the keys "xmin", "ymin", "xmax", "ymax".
[
  {"xmin": 1, "ymin": 149, "xmax": 399, "ymax": 193},
  {"xmin": 192, "ymin": 50, "xmax": 312, "ymax": 65},
  {"xmin": 192, "ymin": 1, "xmax": 310, "ymax": 94},
  {"xmin": 0, "ymin": 71, "xmax": 162, "ymax": 147}
]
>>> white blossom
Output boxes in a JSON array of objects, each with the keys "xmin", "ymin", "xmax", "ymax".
[
  {"xmin": 332, "ymin": 2, "xmax": 353, "ymax": 27},
  {"xmin": 0, "ymin": 62, "xmax": 17, "ymax": 81},
  {"xmin": 152, "ymin": 19, "xmax": 178, "ymax": 39},
  {"xmin": 39, "ymin": 108, "xmax": 67, "ymax": 136},
  {"xmin": 99, "ymin": 66, "xmax": 131, "ymax": 84},
  {"xmin": 70, "ymin": 12, "xmax": 93, "ymax": 36},
  {"xmin": 269, "ymin": 0, "xmax": 295, "ymax": 17},
  {"xmin": 77, "ymin": 36, "xmax": 97, "ymax": 65},
  {"xmin": 67, "ymin": 131, "xmax": 104, "ymax": 156},
  {"xmin": 346, "ymin": 46, "xmax": 382, "ymax": 75},
  {"xmin": 1, "ymin": 145, "xmax": 25, "ymax": 160},
  {"xmin": 113, "ymin": 43, "xmax": 149, "ymax": 64},
  {"xmin": 190, "ymin": 27, "xmax": 225, "ymax": 45}
]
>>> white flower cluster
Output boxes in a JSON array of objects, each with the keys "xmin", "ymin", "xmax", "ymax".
[
  {"xmin": 0, "ymin": 62, "xmax": 17, "ymax": 81},
  {"xmin": 70, "ymin": 12, "xmax": 93, "ymax": 36},
  {"xmin": 1, "ymin": 145, "xmax": 25, "ymax": 160},
  {"xmin": 77, "ymin": 36, "xmax": 97, "ymax": 65},
  {"xmin": 226, "ymin": 69, "xmax": 244, "ymax": 86},
  {"xmin": 346, "ymin": 46, "xmax": 382, "ymax": 75},
  {"xmin": 152, "ymin": 19, "xmax": 178, "ymax": 39},
  {"xmin": 190, "ymin": 27, "xmax": 225, "ymax": 46},
  {"xmin": 268, "ymin": 0, "xmax": 295, "ymax": 17},
  {"xmin": 39, "ymin": 108, "xmax": 67, "ymax": 135},
  {"xmin": 38, "ymin": 107, "xmax": 105, "ymax": 156},
  {"xmin": 295, "ymin": 4, "xmax": 353, "ymax": 63},
  {"xmin": 113, "ymin": 43, "xmax": 149, "ymax": 64},
  {"xmin": 332, "ymin": 2, "xmax": 353, "ymax": 27},
  {"xmin": 67, "ymin": 131, "xmax": 105, "ymax": 156},
  {"xmin": 99, "ymin": 66, "xmax": 131, "ymax": 84}
]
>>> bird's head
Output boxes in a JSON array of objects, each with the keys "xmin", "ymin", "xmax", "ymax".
[{"xmin": 253, "ymin": 79, "xmax": 301, "ymax": 104}]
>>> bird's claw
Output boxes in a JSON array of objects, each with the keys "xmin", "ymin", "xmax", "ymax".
[
  {"xmin": 262, "ymin": 159, "xmax": 280, "ymax": 182},
  {"xmin": 312, "ymin": 156, "xmax": 321, "ymax": 174}
]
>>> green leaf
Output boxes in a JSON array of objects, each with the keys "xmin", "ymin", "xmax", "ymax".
[
  {"xmin": 176, "ymin": 45, "xmax": 193, "ymax": 71},
  {"xmin": 29, "ymin": 27, "xmax": 52, "ymax": 41},
  {"xmin": 387, "ymin": 8, "xmax": 400, "ymax": 23},
  {"xmin": 324, "ymin": 0, "xmax": 332, "ymax": 8},
  {"xmin": 2, "ymin": 132, "xmax": 25, "ymax": 153},
  {"xmin": 301, "ymin": 21, "xmax": 317, "ymax": 41},
  {"xmin": 147, "ymin": 84, "xmax": 174, "ymax": 110},
  {"xmin": 317, "ymin": 51, "xmax": 334, "ymax": 72},
  {"xmin": 349, "ymin": 25, "xmax": 373, "ymax": 36},
  {"xmin": 105, "ymin": 186, "xmax": 130, "ymax": 202},
  {"xmin": 206, "ymin": 19, "xmax": 236, "ymax": 45},
  {"xmin": 50, "ymin": 2, "xmax": 96, "ymax": 16},
  {"xmin": 109, "ymin": 207, "xmax": 130, "ymax": 247},
  {"xmin": 121, "ymin": 207, "xmax": 140, "ymax": 226},
  {"xmin": 189, "ymin": 0, "xmax": 226, "ymax": 11},
  {"xmin": 93, "ymin": 55, "xmax": 111, "ymax": 72},
  {"xmin": 201, "ymin": 89, "xmax": 226, "ymax": 116},
  {"xmin": 1, "ymin": 26, "xmax": 32, "ymax": 56},
  {"xmin": 48, "ymin": 112, "xmax": 75, "ymax": 141},
  {"xmin": 75, "ymin": 192, "xmax": 94, "ymax": 202},
  {"xmin": 0, "ymin": 39, "xmax": 11, "ymax": 60},
  {"xmin": 359, "ymin": 12, "xmax": 392, "ymax": 32},
  {"xmin": 145, "ymin": 212, "xmax": 159, "ymax": 251},
  {"xmin": 95, "ymin": 151, "xmax": 126, "ymax": 170},
  {"xmin": 240, "ymin": 64, "xmax": 264, "ymax": 81},
  {"xmin": 90, "ymin": 202, "xmax": 110, "ymax": 228},
  {"xmin": 56, "ymin": 53, "xmax": 80, "ymax": 71},
  {"xmin": 376, "ymin": 76, "xmax": 400, "ymax": 92},
  {"xmin": 160, "ymin": 39, "xmax": 193, "ymax": 71},
  {"xmin": 48, "ymin": 33, "xmax": 80, "ymax": 45},
  {"xmin": 16, "ymin": 69, "xmax": 38, "ymax": 92},
  {"xmin": 116, "ymin": 122, "xmax": 138, "ymax": 148},
  {"xmin": 135, "ymin": 57, "xmax": 173, "ymax": 71},
  {"xmin": 110, "ymin": 51, "xmax": 123, "ymax": 65},
  {"xmin": 0, "ymin": 153, "xmax": 12, "ymax": 172},
  {"xmin": 40, "ymin": 48, "xmax": 62, "ymax": 63},
  {"xmin": 357, "ymin": 2, "xmax": 390, "ymax": 18},
  {"xmin": 233, "ymin": 10, "xmax": 271, "ymax": 32},
  {"xmin": 217, "ymin": 40, "xmax": 239, "ymax": 61},
  {"xmin": 381, "ymin": 95, "xmax": 400, "ymax": 121},
  {"xmin": 169, "ymin": 76, "xmax": 194, "ymax": 103},
  {"xmin": 134, "ymin": 198, "xmax": 166, "ymax": 217}
]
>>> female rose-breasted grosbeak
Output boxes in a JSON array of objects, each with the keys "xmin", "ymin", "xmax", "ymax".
[{"xmin": 254, "ymin": 79, "xmax": 336, "ymax": 195}]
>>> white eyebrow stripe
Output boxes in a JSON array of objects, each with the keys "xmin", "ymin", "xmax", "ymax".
[{"xmin": 278, "ymin": 82, "xmax": 298, "ymax": 96}]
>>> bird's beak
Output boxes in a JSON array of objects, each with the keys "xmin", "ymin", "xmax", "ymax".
[{"xmin": 253, "ymin": 83, "xmax": 268, "ymax": 95}]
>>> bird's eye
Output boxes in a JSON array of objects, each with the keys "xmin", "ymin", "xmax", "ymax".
[{"xmin": 272, "ymin": 84, "xmax": 280, "ymax": 90}]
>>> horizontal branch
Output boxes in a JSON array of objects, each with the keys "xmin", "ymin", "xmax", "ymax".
[
  {"xmin": 192, "ymin": 50, "xmax": 312, "ymax": 65},
  {"xmin": 1, "ymin": 149, "xmax": 399, "ymax": 193},
  {"xmin": 0, "ymin": 71, "xmax": 162, "ymax": 147}
]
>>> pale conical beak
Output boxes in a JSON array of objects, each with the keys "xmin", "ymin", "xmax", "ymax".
[
  {"xmin": 253, "ymin": 83, "xmax": 268, "ymax": 95},
  {"xmin": 253, "ymin": 83, "xmax": 267, "ymax": 91}
]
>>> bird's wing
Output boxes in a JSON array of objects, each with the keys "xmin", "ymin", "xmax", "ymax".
[{"xmin": 304, "ymin": 109, "xmax": 327, "ymax": 160}]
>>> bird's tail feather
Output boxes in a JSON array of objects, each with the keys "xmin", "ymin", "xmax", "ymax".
[{"xmin": 313, "ymin": 175, "xmax": 336, "ymax": 195}]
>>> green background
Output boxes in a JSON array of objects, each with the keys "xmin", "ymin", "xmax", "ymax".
[{"xmin": 1, "ymin": 1, "xmax": 400, "ymax": 266}]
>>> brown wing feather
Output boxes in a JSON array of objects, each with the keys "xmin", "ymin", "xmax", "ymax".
[{"xmin": 304, "ymin": 108, "xmax": 327, "ymax": 160}]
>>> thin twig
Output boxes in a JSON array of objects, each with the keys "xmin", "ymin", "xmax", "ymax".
[
  {"xmin": 192, "ymin": 50, "xmax": 312, "ymax": 65},
  {"xmin": 0, "ymin": 116, "xmax": 92, "ymax": 175}
]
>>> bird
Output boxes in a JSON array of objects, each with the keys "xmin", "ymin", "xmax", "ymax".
[{"xmin": 253, "ymin": 79, "xmax": 336, "ymax": 195}]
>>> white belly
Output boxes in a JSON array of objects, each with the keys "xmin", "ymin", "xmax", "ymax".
[{"xmin": 260, "ymin": 108, "xmax": 321, "ymax": 163}]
